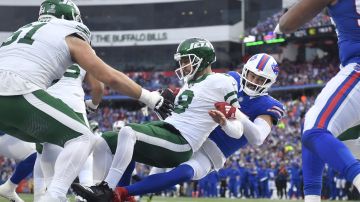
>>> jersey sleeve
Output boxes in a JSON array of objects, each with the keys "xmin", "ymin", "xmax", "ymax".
[
  {"xmin": 227, "ymin": 71, "xmax": 241, "ymax": 91},
  {"xmin": 221, "ymin": 74, "xmax": 240, "ymax": 108},
  {"xmin": 261, "ymin": 98, "xmax": 285, "ymax": 125},
  {"xmin": 73, "ymin": 23, "xmax": 91, "ymax": 44},
  {"xmin": 53, "ymin": 20, "xmax": 91, "ymax": 44}
]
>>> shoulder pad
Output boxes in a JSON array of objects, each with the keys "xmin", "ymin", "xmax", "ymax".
[
  {"xmin": 74, "ymin": 23, "xmax": 91, "ymax": 44},
  {"xmin": 51, "ymin": 19, "xmax": 91, "ymax": 44}
]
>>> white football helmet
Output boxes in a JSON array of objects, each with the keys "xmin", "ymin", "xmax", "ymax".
[
  {"xmin": 241, "ymin": 53, "xmax": 279, "ymax": 96},
  {"xmin": 113, "ymin": 120, "xmax": 126, "ymax": 132}
]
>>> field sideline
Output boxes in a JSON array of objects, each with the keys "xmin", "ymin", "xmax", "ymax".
[{"xmin": 0, "ymin": 195, "xmax": 346, "ymax": 202}]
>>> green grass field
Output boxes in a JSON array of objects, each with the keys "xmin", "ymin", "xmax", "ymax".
[{"xmin": 0, "ymin": 194, "xmax": 344, "ymax": 202}]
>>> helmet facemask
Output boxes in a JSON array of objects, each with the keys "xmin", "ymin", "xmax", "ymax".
[
  {"xmin": 174, "ymin": 53, "xmax": 203, "ymax": 82},
  {"xmin": 241, "ymin": 68, "xmax": 275, "ymax": 96}
]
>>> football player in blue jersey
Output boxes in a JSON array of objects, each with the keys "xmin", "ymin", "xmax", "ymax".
[
  {"xmin": 110, "ymin": 53, "xmax": 285, "ymax": 202},
  {"xmin": 275, "ymin": 1, "xmax": 360, "ymax": 202}
]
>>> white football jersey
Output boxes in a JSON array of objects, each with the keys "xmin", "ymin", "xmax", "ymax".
[
  {"xmin": 0, "ymin": 19, "xmax": 91, "ymax": 95},
  {"xmin": 47, "ymin": 64, "xmax": 87, "ymax": 114},
  {"xmin": 165, "ymin": 73, "xmax": 239, "ymax": 152}
]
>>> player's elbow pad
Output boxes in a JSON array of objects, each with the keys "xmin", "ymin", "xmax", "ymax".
[{"xmin": 221, "ymin": 119, "xmax": 244, "ymax": 139}]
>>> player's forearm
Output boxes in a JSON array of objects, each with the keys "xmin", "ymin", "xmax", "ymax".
[
  {"xmin": 67, "ymin": 36, "xmax": 142, "ymax": 99},
  {"xmin": 90, "ymin": 82, "xmax": 104, "ymax": 106},
  {"xmin": 106, "ymin": 69, "xmax": 143, "ymax": 99},
  {"xmin": 67, "ymin": 36, "xmax": 162, "ymax": 109},
  {"xmin": 235, "ymin": 109, "xmax": 271, "ymax": 146},
  {"xmin": 221, "ymin": 119, "xmax": 244, "ymax": 139},
  {"xmin": 106, "ymin": 71, "xmax": 163, "ymax": 109},
  {"xmin": 279, "ymin": 0, "xmax": 331, "ymax": 34}
]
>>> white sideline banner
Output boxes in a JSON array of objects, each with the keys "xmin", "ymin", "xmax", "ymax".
[
  {"xmin": 90, "ymin": 25, "xmax": 235, "ymax": 47},
  {"xmin": 0, "ymin": 25, "xmax": 242, "ymax": 47}
]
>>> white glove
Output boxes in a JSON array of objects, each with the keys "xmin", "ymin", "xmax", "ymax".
[
  {"xmin": 138, "ymin": 89, "xmax": 162, "ymax": 110},
  {"xmin": 274, "ymin": 24, "xmax": 282, "ymax": 34},
  {"xmin": 139, "ymin": 88, "xmax": 174, "ymax": 117},
  {"xmin": 85, "ymin": 99, "xmax": 99, "ymax": 114}
]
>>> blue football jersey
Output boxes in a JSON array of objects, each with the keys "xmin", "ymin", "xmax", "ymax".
[
  {"xmin": 328, "ymin": 1, "xmax": 360, "ymax": 66},
  {"xmin": 209, "ymin": 71, "xmax": 285, "ymax": 158}
]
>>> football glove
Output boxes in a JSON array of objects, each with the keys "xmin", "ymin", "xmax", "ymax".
[
  {"xmin": 214, "ymin": 102, "xmax": 237, "ymax": 119},
  {"xmin": 154, "ymin": 88, "xmax": 175, "ymax": 120},
  {"xmin": 85, "ymin": 99, "xmax": 99, "ymax": 114}
]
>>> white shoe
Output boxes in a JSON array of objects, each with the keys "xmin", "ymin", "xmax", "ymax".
[
  {"xmin": 0, "ymin": 180, "xmax": 24, "ymax": 202},
  {"xmin": 38, "ymin": 194, "xmax": 69, "ymax": 202}
]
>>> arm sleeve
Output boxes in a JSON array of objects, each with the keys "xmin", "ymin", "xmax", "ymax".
[
  {"xmin": 235, "ymin": 109, "xmax": 272, "ymax": 146},
  {"xmin": 222, "ymin": 76, "xmax": 240, "ymax": 108},
  {"xmin": 221, "ymin": 119, "xmax": 244, "ymax": 139}
]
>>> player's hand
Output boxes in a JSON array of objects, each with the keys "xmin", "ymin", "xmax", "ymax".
[
  {"xmin": 214, "ymin": 102, "xmax": 236, "ymax": 119},
  {"xmin": 85, "ymin": 99, "xmax": 99, "ymax": 114},
  {"xmin": 172, "ymin": 87, "xmax": 181, "ymax": 96},
  {"xmin": 158, "ymin": 88, "xmax": 176, "ymax": 104},
  {"xmin": 154, "ymin": 88, "xmax": 175, "ymax": 120},
  {"xmin": 209, "ymin": 110, "xmax": 227, "ymax": 126}
]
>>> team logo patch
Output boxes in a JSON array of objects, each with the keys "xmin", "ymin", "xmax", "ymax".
[
  {"xmin": 354, "ymin": 64, "xmax": 360, "ymax": 72},
  {"xmin": 271, "ymin": 62, "xmax": 279, "ymax": 75},
  {"xmin": 249, "ymin": 55, "xmax": 258, "ymax": 61},
  {"xmin": 188, "ymin": 41, "xmax": 213, "ymax": 50}
]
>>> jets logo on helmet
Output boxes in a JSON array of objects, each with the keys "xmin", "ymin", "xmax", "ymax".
[
  {"xmin": 38, "ymin": 0, "xmax": 82, "ymax": 23},
  {"xmin": 241, "ymin": 53, "xmax": 279, "ymax": 97},
  {"xmin": 187, "ymin": 41, "xmax": 214, "ymax": 50},
  {"xmin": 174, "ymin": 38, "xmax": 216, "ymax": 82}
]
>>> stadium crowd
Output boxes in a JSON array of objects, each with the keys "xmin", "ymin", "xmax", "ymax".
[
  {"xmin": 248, "ymin": 9, "xmax": 332, "ymax": 36},
  {"xmin": 84, "ymin": 57, "xmax": 340, "ymax": 97},
  {"xmin": 275, "ymin": 56, "xmax": 339, "ymax": 87}
]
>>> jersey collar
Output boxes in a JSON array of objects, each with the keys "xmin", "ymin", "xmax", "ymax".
[{"xmin": 187, "ymin": 73, "xmax": 213, "ymax": 85}]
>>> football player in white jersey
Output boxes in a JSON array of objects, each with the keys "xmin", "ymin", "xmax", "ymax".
[
  {"xmin": 33, "ymin": 63, "xmax": 104, "ymax": 202},
  {"xmin": 0, "ymin": 1, "xmax": 172, "ymax": 201},
  {"xmin": 0, "ymin": 63, "xmax": 103, "ymax": 202},
  {"xmin": 71, "ymin": 37, "xmax": 241, "ymax": 202}
]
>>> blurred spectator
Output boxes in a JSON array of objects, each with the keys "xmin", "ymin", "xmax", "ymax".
[{"xmin": 248, "ymin": 9, "xmax": 332, "ymax": 36}]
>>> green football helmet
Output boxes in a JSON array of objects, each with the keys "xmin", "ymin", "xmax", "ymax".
[
  {"xmin": 174, "ymin": 38, "xmax": 216, "ymax": 82},
  {"xmin": 38, "ymin": 0, "xmax": 82, "ymax": 23}
]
